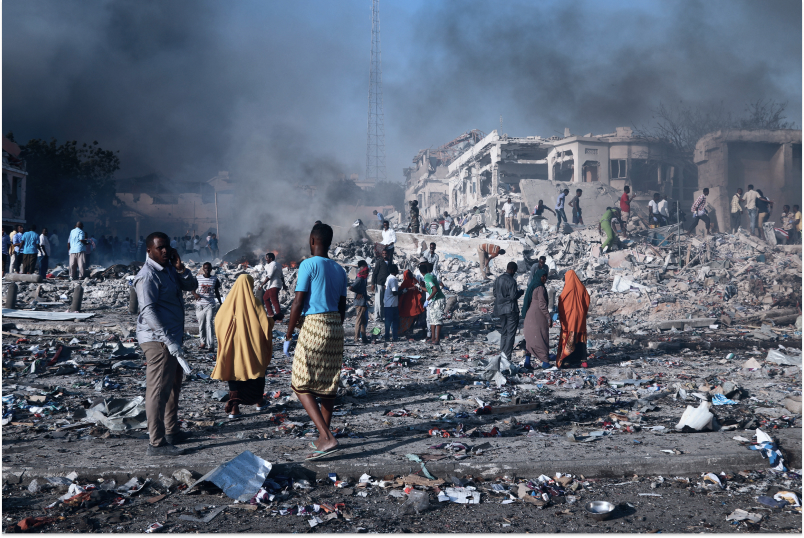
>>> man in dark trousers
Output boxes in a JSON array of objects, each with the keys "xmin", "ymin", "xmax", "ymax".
[
  {"xmin": 370, "ymin": 248, "xmax": 391, "ymax": 322},
  {"xmin": 133, "ymin": 232, "xmax": 198, "ymax": 456},
  {"xmin": 493, "ymin": 261, "xmax": 523, "ymax": 361}
]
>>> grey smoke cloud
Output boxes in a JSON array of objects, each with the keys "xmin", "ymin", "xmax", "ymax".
[
  {"xmin": 389, "ymin": 0, "xmax": 801, "ymax": 143},
  {"xmin": 3, "ymin": 0, "xmax": 800, "ymax": 197}
]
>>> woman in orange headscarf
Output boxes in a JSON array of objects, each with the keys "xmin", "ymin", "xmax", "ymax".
[
  {"xmin": 212, "ymin": 274, "xmax": 274, "ymax": 418},
  {"xmin": 398, "ymin": 269, "xmax": 425, "ymax": 336},
  {"xmin": 556, "ymin": 270, "xmax": 590, "ymax": 368}
]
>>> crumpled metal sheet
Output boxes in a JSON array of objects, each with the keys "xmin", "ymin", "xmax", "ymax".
[
  {"xmin": 2, "ymin": 309, "xmax": 96, "ymax": 320},
  {"xmin": 184, "ymin": 451, "xmax": 272, "ymax": 502},
  {"xmin": 76, "ymin": 397, "xmax": 148, "ymax": 430}
]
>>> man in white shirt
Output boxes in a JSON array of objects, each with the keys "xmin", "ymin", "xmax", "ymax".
[
  {"xmin": 648, "ymin": 192, "xmax": 666, "ymax": 226},
  {"xmin": 502, "ymin": 197, "xmax": 515, "ymax": 234},
  {"xmin": 657, "ymin": 195, "xmax": 670, "ymax": 221},
  {"xmin": 742, "ymin": 184, "xmax": 760, "ymax": 237},
  {"xmin": 381, "ymin": 220, "xmax": 396, "ymax": 262},
  {"xmin": 38, "ymin": 227, "xmax": 52, "ymax": 280},
  {"xmin": 383, "ymin": 264, "xmax": 404, "ymax": 342},
  {"xmin": 259, "ymin": 252, "xmax": 286, "ymax": 320},
  {"xmin": 443, "ymin": 212, "xmax": 453, "ymax": 234},
  {"xmin": 422, "ymin": 242, "xmax": 439, "ymax": 278}
]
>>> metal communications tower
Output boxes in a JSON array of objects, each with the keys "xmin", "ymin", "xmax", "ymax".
[{"xmin": 366, "ymin": 0, "xmax": 386, "ymax": 186}]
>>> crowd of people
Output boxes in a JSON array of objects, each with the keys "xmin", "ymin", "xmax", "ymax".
[
  {"xmin": 127, "ymin": 221, "xmax": 463, "ymax": 458},
  {"xmin": 1, "ymin": 223, "xmax": 223, "ymax": 278}
]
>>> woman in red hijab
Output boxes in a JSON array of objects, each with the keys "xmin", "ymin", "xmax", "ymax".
[
  {"xmin": 556, "ymin": 270, "xmax": 590, "ymax": 368},
  {"xmin": 398, "ymin": 270, "xmax": 424, "ymax": 336}
]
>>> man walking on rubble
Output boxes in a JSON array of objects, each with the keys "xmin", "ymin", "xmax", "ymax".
[
  {"xmin": 192, "ymin": 261, "xmax": 222, "ymax": 350},
  {"xmin": 568, "ymin": 188, "xmax": 584, "ymax": 225},
  {"xmin": 494, "ymin": 261, "xmax": 523, "ymax": 361},
  {"xmin": 68, "ymin": 221, "xmax": 90, "ymax": 280},
  {"xmin": 619, "ymin": 185, "xmax": 633, "ymax": 236},
  {"xmin": 688, "ymin": 188, "xmax": 711, "ymax": 237},
  {"xmin": 134, "ymin": 231, "xmax": 198, "ymax": 456},
  {"xmin": 370, "ymin": 248, "xmax": 391, "ymax": 322},
  {"xmin": 477, "ymin": 243, "xmax": 506, "ymax": 279},
  {"xmin": 742, "ymin": 184, "xmax": 760, "ymax": 237},
  {"xmin": 555, "ymin": 189, "xmax": 569, "ymax": 228},
  {"xmin": 260, "ymin": 252, "xmax": 286, "ymax": 321},
  {"xmin": 503, "ymin": 197, "xmax": 515, "ymax": 234},
  {"xmin": 380, "ymin": 220, "xmax": 396, "ymax": 261},
  {"xmin": 730, "ymin": 188, "xmax": 744, "ymax": 234}
]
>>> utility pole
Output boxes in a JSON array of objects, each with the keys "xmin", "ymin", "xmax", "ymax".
[{"xmin": 366, "ymin": 0, "xmax": 386, "ymax": 188}]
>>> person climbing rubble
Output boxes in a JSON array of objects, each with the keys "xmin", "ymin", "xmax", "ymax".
[
  {"xmin": 599, "ymin": 207, "xmax": 622, "ymax": 253},
  {"xmin": 477, "ymin": 243, "xmax": 505, "ymax": 279}
]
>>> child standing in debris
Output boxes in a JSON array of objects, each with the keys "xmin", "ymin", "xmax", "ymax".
[
  {"xmin": 193, "ymin": 262, "xmax": 222, "ymax": 350},
  {"xmin": 349, "ymin": 260, "xmax": 370, "ymax": 343},
  {"xmin": 212, "ymin": 274, "xmax": 272, "ymax": 418},
  {"xmin": 420, "ymin": 261, "xmax": 446, "ymax": 345},
  {"xmin": 285, "ymin": 223, "xmax": 347, "ymax": 460}
]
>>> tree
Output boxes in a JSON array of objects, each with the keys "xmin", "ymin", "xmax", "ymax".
[
  {"xmin": 16, "ymin": 136, "xmax": 120, "ymax": 232},
  {"xmin": 637, "ymin": 99, "xmax": 794, "ymax": 158}
]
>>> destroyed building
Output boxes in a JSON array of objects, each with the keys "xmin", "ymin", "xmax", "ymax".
[
  {"xmin": 403, "ymin": 130, "xmax": 485, "ymax": 221},
  {"xmin": 111, "ymin": 171, "xmax": 235, "ymax": 246},
  {"xmin": 2, "ymin": 135, "xmax": 28, "ymax": 229},
  {"xmin": 694, "ymin": 129, "xmax": 802, "ymax": 233},
  {"xmin": 442, "ymin": 128, "xmax": 678, "ymax": 217}
]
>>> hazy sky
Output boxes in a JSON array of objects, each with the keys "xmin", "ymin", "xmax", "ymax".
[{"xmin": 3, "ymin": 0, "xmax": 801, "ymax": 186}]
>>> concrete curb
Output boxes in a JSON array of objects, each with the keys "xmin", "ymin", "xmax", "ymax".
[{"xmin": 3, "ymin": 445, "xmax": 794, "ymax": 484}]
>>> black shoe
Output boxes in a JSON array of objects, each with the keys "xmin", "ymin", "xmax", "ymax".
[
  {"xmin": 165, "ymin": 431, "xmax": 189, "ymax": 445},
  {"xmin": 255, "ymin": 400, "xmax": 270, "ymax": 411},
  {"xmin": 146, "ymin": 443, "xmax": 184, "ymax": 456}
]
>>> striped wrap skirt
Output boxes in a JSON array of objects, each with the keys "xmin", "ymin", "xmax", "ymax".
[{"xmin": 290, "ymin": 312, "xmax": 344, "ymax": 400}]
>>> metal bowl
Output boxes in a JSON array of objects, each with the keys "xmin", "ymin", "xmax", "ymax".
[{"xmin": 585, "ymin": 500, "xmax": 616, "ymax": 521}]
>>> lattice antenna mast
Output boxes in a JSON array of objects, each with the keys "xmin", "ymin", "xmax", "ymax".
[{"xmin": 366, "ymin": 0, "xmax": 386, "ymax": 186}]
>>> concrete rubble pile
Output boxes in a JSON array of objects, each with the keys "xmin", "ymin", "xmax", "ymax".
[{"xmin": 1, "ymin": 221, "xmax": 801, "ymax": 532}]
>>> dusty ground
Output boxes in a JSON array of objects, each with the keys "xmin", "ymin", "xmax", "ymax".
[{"xmin": 2, "ymin": 229, "xmax": 802, "ymax": 533}]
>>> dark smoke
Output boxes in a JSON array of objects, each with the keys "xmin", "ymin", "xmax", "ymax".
[
  {"xmin": 3, "ymin": 0, "xmax": 800, "ymax": 252},
  {"xmin": 389, "ymin": 0, "xmax": 801, "ymax": 142}
]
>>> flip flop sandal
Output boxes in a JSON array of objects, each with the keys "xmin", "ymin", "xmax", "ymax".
[{"xmin": 305, "ymin": 447, "xmax": 341, "ymax": 461}]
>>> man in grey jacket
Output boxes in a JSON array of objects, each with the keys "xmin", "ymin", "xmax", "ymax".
[
  {"xmin": 134, "ymin": 231, "xmax": 198, "ymax": 456},
  {"xmin": 493, "ymin": 262, "xmax": 523, "ymax": 361}
]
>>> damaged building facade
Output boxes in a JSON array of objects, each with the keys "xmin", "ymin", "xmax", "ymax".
[
  {"xmin": 694, "ymin": 129, "xmax": 802, "ymax": 233},
  {"xmin": 403, "ymin": 130, "xmax": 485, "ymax": 221},
  {"xmin": 406, "ymin": 125, "xmax": 801, "ymax": 228},
  {"xmin": 110, "ymin": 171, "xmax": 235, "ymax": 245},
  {"xmin": 444, "ymin": 128, "xmax": 679, "ymax": 215}
]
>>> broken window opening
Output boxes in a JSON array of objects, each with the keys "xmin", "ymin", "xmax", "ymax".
[{"xmin": 610, "ymin": 159, "xmax": 627, "ymax": 179}]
